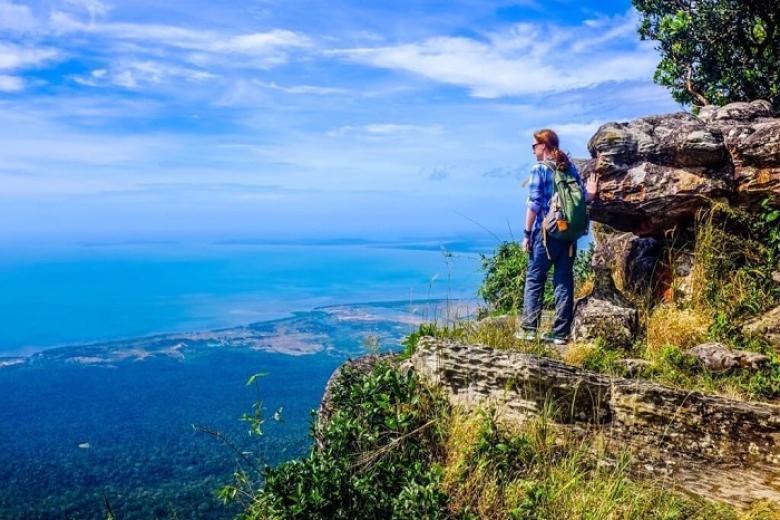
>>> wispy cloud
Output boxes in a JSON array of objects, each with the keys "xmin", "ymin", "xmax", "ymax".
[
  {"xmin": 0, "ymin": 42, "xmax": 60, "ymax": 70},
  {"xmin": 0, "ymin": 42, "xmax": 61, "ymax": 92},
  {"xmin": 0, "ymin": 1, "xmax": 38, "ymax": 32},
  {"xmin": 254, "ymin": 81, "xmax": 351, "ymax": 96},
  {"xmin": 73, "ymin": 61, "xmax": 216, "ymax": 89},
  {"xmin": 51, "ymin": 10, "xmax": 311, "ymax": 68},
  {"xmin": 0, "ymin": 1, "xmax": 680, "ymax": 240},
  {"xmin": 330, "ymin": 9, "xmax": 655, "ymax": 98},
  {"xmin": 0, "ymin": 74, "xmax": 23, "ymax": 92},
  {"xmin": 329, "ymin": 123, "xmax": 443, "ymax": 138},
  {"xmin": 63, "ymin": 0, "xmax": 109, "ymax": 23}
]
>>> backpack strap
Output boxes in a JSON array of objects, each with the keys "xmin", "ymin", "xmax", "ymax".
[{"xmin": 542, "ymin": 227, "xmax": 552, "ymax": 261}]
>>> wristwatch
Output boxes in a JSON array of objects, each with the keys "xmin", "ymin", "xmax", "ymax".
[{"xmin": 524, "ymin": 229, "xmax": 532, "ymax": 238}]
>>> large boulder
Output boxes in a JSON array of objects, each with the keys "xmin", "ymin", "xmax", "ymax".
[
  {"xmin": 586, "ymin": 112, "xmax": 732, "ymax": 233},
  {"xmin": 585, "ymin": 99, "xmax": 779, "ymax": 235},
  {"xmin": 571, "ymin": 295, "xmax": 638, "ymax": 347},
  {"xmin": 591, "ymin": 223, "xmax": 663, "ymax": 297},
  {"xmin": 688, "ymin": 342, "xmax": 769, "ymax": 373}
]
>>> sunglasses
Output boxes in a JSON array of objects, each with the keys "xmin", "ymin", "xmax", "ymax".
[{"xmin": 531, "ymin": 143, "xmax": 544, "ymax": 150}]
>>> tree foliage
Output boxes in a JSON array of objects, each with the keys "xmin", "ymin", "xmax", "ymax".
[{"xmin": 632, "ymin": 0, "xmax": 780, "ymax": 109}]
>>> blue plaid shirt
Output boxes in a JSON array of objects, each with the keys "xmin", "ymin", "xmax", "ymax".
[{"xmin": 526, "ymin": 161, "xmax": 585, "ymax": 234}]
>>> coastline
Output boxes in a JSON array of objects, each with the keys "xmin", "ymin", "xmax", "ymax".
[{"xmin": 0, "ymin": 298, "xmax": 478, "ymax": 367}]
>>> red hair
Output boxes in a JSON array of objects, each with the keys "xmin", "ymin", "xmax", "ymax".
[{"xmin": 533, "ymin": 128, "xmax": 571, "ymax": 171}]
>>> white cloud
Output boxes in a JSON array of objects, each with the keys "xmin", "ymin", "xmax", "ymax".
[
  {"xmin": 0, "ymin": 74, "xmax": 23, "ymax": 91},
  {"xmin": 0, "ymin": 43, "xmax": 60, "ymax": 70},
  {"xmin": 73, "ymin": 61, "xmax": 216, "ymax": 89},
  {"xmin": 573, "ymin": 11, "xmax": 641, "ymax": 53},
  {"xmin": 541, "ymin": 121, "xmax": 607, "ymax": 143},
  {"xmin": 213, "ymin": 30, "xmax": 310, "ymax": 54},
  {"xmin": 0, "ymin": 1, "xmax": 38, "ymax": 32},
  {"xmin": 328, "ymin": 123, "xmax": 443, "ymax": 137},
  {"xmin": 330, "ymin": 9, "xmax": 657, "ymax": 98},
  {"xmin": 51, "ymin": 11, "xmax": 310, "ymax": 63},
  {"xmin": 255, "ymin": 81, "xmax": 350, "ymax": 96}
]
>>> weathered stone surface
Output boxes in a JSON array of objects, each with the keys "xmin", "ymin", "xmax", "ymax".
[
  {"xmin": 412, "ymin": 337, "xmax": 613, "ymax": 424},
  {"xmin": 585, "ymin": 99, "xmax": 780, "ymax": 232},
  {"xmin": 587, "ymin": 163, "xmax": 732, "ymax": 233},
  {"xmin": 572, "ymin": 224, "xmax": 640, "ymax": 345},
  {"xmin": 712, "ymin": 109, "xmax": 780, "ymax": 206},
  {"xmin": 744, "ymin": 305, "xmax": 780, "ymax": 351},
  {"xmin": 588, "ymin": 112, "xmax": 728, "ymax": 169},
  {"xmin": 698, "ymin": 100, "xmax": 775, "ymax": 124},
  {"xmin": 591, "ymin": 223, "xmax": 664, "ymax": 297},
  {"xmin": 411, "ymin": 338, "xmax": 780, "ymax": 463},
  {"xmin": 410, "ymin": 337, "xmax": 780, "ymax": 507},
  {"xmin": 571, "ymin": 295, "xmax": 637, "ymax": 347},
  {"xmin": 586, "ymin": 112, "xmax": 732, "ymax": 233},
  {"xmin": 689, "ymin": 342, "xmax": 770, "ymax": 372}
]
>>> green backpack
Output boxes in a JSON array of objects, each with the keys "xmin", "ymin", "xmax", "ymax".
[{"xmin": 541, "ymin": 160, "xmax": 588, "ymax": 244}]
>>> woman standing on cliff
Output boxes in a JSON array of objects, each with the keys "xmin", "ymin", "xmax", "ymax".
[{"xmin": 517, "ymin": 129, "xmax": 597, "ymax": 345}]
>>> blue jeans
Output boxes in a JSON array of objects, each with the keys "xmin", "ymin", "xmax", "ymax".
[{"xmin": 522, "ymin": 230, "xmax": 576, "ymax": 338}]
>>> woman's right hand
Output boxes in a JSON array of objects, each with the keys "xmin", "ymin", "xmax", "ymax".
[
  {"xmin": 523, "ymin": 237, "xmax": 531, "ymax": 253},
  {"xmin": 586, "ymin": 174, "xmax": 599, "ymax": 202}
]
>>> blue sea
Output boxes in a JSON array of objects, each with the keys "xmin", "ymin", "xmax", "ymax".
[{"xmin": 0, "ymin": 239, "xmax": 490, "ymax": 519}]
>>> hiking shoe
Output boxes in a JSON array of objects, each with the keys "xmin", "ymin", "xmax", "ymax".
[
  {"xmin": 515, "ymin": 329, "xmax": 537, "ymax": 341},
  {"xmin": 541, "ymin": 333, "xmax": 568, "ymax": 346}
]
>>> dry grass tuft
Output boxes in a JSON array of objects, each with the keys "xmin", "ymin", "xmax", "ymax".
[
  {"xmin": 561, "ymin": 342, "xmax": 596, "ymax": 367},
  {"xmin": 574, "ymin": 276, "xmax": 595, "ymax": 299},
  {"xmin": 646, "ymin": 304, "xmax": 711, "ymax": 352}
]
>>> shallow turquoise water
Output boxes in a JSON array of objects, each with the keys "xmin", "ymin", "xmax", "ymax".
[{"xmin": 0, "ymin": 240, "xmax": 487, "ymax": 355}]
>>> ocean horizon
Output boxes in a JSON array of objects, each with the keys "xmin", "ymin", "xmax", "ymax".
[{"xmin": 0, "ymin": 238, "xmax": 492, "ymax": 357}]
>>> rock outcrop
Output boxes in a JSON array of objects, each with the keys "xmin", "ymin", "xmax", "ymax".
[
  {"xmin": 584, "ymin": 99, "xmax": 779, "ymax": 235},
  {"xmin": 699, "ymin": 100, "xmax": 780, "ymax": 207},
  {"xmin": 571, "ymin": 296, "xmax": 637, "ymax": 347},
  {"xmin": 410, "ymin": 337, "xmax": 780, "ymax": 507},
  {"xmin": 580, "ymin": 100, "xmax": 779, "ymax": 340}
]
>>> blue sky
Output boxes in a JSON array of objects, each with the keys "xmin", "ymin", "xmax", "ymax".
[{"xmin": 0, "ymin": 0, "xmax": 682, "ymax": 243}]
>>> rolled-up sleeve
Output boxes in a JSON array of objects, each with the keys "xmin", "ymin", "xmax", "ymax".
[{"xmin": 527, "ymin": 164, "xmax": 545, "ymax": 214}]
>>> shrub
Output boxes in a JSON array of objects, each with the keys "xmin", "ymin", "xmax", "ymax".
[
  {"xmin": 479, "ymin": 241, "xmax": 594, "ymax": 314},
  {"xmin": 242, "ymin": 360, "xmax": 451, "ymax": 519},
  {"xmin": 478, "ymin": 242, "xmax": 537, "ymax": 313}
]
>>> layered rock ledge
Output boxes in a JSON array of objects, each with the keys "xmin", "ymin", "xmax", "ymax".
[{"xmin": 409, "ymin": 337, "xmax": 780, "ymax": 508}]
